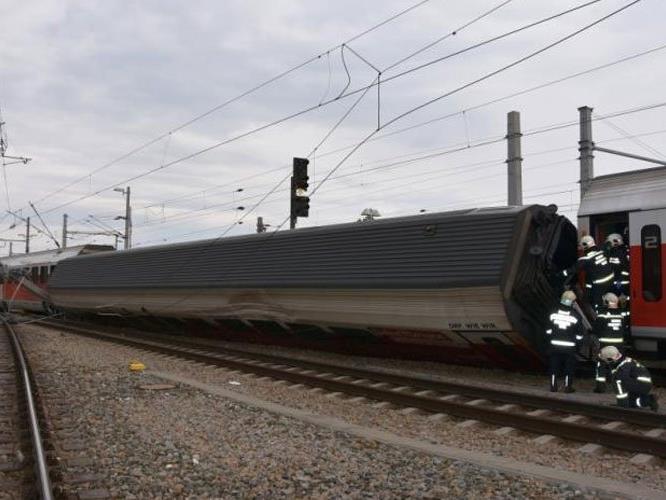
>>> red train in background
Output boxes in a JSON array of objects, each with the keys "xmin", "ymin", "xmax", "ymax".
[
  {"xmin": 578, "ymin": 164, "xmax": 666, "ymax": 362},
  {"xmin": 0, "ymin": 245, "xmax": 113, "ymax": 313}
]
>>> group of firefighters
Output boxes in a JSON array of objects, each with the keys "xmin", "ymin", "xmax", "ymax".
[{"xmin": 545, "ymin": 232, "xmax": 659, "ymax": 412}]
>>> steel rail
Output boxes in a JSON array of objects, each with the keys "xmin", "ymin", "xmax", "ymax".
[
  {"xmin": 4, "ymin": 320, "xmax": 54, "ymax": 500},
  {"xmin": 39, "ymin": 320, "xmax": 666, "ymax": 458},
  {"xmin": 43, "ymin": 319, "xmax": 666, "ymax": 429}
]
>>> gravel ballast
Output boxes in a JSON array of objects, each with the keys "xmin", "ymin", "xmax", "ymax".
[{"xmin": 20, "ymin": 324, "xmax": 665, "ymax": 498}]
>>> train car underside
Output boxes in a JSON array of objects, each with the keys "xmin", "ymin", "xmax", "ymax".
[{"xmin": 52, "ymin": 285, "xmax": 543, "ymax": 370}]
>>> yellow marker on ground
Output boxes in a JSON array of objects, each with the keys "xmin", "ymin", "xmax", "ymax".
[{"xmin": 129, "ymin": 360, "xmax": 146, "ymax": 372}]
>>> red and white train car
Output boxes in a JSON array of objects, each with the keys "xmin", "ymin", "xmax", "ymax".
[
  {"xmin": 0, "ymin": 244, "xmax": 114, "ymax": 312},
  {"xmin": 578, "ymin": 165, "xmax": 666, "ymax": 359}
]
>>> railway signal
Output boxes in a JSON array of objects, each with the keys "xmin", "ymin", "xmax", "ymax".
[{"xmin": 290, "ymin": 157, "xmax": 310, "ymax": 229}]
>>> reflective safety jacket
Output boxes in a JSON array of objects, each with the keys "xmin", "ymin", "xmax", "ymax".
[
  {"xmin": 545, "ymin": 304, "xmax": 584, "ymax": 352},
  {"xmin": 593, "ymin": 307, "xmax": 627, "ymax": 345},
  {"xmin": 576, "ymin": 246, "xmax": 615, "ymax": 290},
  {"xmin": 606, "ymin": 245, "xmax": 630, "ymax": 286},
  {"xmin": 610, "ymin": 357, "xmax": 653, "ymax": 401}
]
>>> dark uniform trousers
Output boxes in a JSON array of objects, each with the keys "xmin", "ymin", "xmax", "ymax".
[
  {"xmin": 545, "ymin": 305, "xmax": 583, "ymax": 391},
  {"xmin": 549, "ymin": 352, "xmax": 576, "ymax": 390}
]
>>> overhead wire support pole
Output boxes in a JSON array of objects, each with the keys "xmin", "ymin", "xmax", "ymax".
[
  {"xmin": 62, "ymin": 214, "xmax": 68, "ymax": 248},
  {"xmin": 593, "ymin": 146, "xmax": 666, "ymax": 167},
  {"xmin": 578, "ymin": 107, "xmax": 594, "ymax": 200},
  {"xmin": 506, "ymin": 111, "xmax": 523, "ymax": 205},
  {"xmin": 25, "ymin": 217, "xmax": 30, "ymax": 254}
]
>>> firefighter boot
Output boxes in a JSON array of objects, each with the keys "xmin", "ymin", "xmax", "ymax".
[{"xmin": 649, "ymin": 394, "xmax": 659, "ymax": 412}]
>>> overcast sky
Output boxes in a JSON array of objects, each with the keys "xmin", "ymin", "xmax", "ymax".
[{"xmin": 0, "ymin": 0, "xmax": 664, "ymax": 253}]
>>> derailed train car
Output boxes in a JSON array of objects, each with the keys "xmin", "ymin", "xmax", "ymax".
[{"xmin": 47, "ymin": 205, "xmax": 578, "ymax": 369}]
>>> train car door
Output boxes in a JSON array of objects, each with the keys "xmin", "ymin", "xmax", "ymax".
[{"xmin": 629, "ymin": 209, "xmax": 666, "ymax": 350}]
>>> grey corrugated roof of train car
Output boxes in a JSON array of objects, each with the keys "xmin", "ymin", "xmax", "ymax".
[{"xmin": 48, "ymin": 205, "xmax": 536, "ymax": 290}]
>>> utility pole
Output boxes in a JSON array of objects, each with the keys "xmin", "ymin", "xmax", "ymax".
[
  {"xmin": 113, "ymin": 186, "xmax": 132, "ymax": 249},
  {"xmin": 578, "ymin": 106, "xmax": 594, "ymax": 200},
  {"xmin": 25, "ymin": 217, "xmax": 30, "ymax": 254},
  {"xmin": 62, "ymin": 214, "xmax": 68, "ymax": 248},
  {"xmin": 506, "ymin": 111, "xmax": 523, "ymax": 205},
  {"xmin": 125, "ymin": 187, "xmax": 132, "ymax": 249}
]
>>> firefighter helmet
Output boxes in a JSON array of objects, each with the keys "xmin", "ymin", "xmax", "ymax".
[
  {"xmin": 599, "ymin": 345, "xmax": 621, "ymax": 363},
  {"xmin": 606, "ymin": 233, "xmax": 623, "ymax": 247},
  {"xmin": 603, "ymin": 292, "xmax": 619, "ymax": 307},
  {"xmin": 580, "ymin": 235, "xmax": 595, "ymax": 250},
  {"xmin": 561, "ymin": 290, "xmax": 576, "ymax": 306}
]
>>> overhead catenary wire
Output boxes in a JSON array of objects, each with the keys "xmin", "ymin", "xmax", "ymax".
[
  {"xmin": 34, "ymin": 0, "xmax": 605, "ymax": 216},
  {"xmin": 382, "ymin": 0, "xmax": 516, "ymax": 72},
  {"xmin": 27, "ymin": 0, "xmax": 435, "ymax": 209},
  {"xmin": 131, "ymin": 41, "xmax": 666, "ymax": 215},
  {"xmin": 129, "ymin": 121, "xmax": 666, "ymax": 234}
]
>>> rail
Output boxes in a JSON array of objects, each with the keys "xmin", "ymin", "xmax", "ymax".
[
  {"xmin": 4, "ymin": 319, "xmax": 54, "ymax": 500},
  {"xmin": 38, "ymin": 319, "xmax": 666, "ymax": 459}
]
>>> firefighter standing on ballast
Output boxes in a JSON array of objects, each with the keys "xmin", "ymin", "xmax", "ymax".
[
  {"xmin": 545, "ymin": 291, "xmax": 584, "ymax": 393},
  {"xmin": 592, "ymin": 292, "xmax": 628, "ymax": 393}
]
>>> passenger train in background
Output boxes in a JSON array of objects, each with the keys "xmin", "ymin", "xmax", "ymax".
[{"xmin": 0, "ymin": 163, "xmax": 664, "ymax": 371}]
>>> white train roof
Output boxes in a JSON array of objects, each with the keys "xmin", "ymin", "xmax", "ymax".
[
  {"xmin": 578, "ymin": 165, "xmax": 666, "ymax": 216},
  {"xmin": 0, "ymin": 244, "xmax": 114, "ymax": 268}
]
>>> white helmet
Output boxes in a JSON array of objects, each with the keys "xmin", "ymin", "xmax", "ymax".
[
  {"xmin": 599, "ymin": 345, "xmax": 621, "ymax": 363},
  {"xmin": 606, "ymin": 233, "xmax": 623, "ymax": 247},
  {"xmin": 580, "ymin": 235, "xmax": 595, "ymax": 250},
  {"xmin": 561, "ymin": 290, "xmax": 576, "ymax": 306},
  {"xmin": 603, "ymin": 292, "xmax": 619, "ymax": 307}
]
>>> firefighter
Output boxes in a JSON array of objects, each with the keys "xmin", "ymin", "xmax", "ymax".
[
  {"xmin": 599, "ymin": 346, "xmax": 659, "ymax": 411},
  {"xmin": 605, "ymin": 233, "xmax": 631, "ymax": 305},
  {"xmin": 570, "ymin": 236, "xmax": 615, "ymax": 312},
  {"xmin": 546, "ymin": 290, "xmax": 584, "ymax": 393},
  {"xmin": 592, "ymin": 292, "xmax": 628, "ymax": 393}
]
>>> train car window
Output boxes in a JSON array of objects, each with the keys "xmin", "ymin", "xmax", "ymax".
[
  {"xmin": 31, "ymin": 267, "xmax": 39, "ymax": 282},
  {"xmin": 50, "ymin": 265, "xmax": 56, "ymax": 275},
  {"xmin": 40, "ymin": 266, "xmax": 48, "ymax": 282},
  {"xmin": 641, "ymin": 224, "xmax": 662, "ymax": 302}
]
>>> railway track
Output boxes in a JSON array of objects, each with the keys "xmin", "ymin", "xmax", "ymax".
[
  {"xmin": 0, "ymin": 319, "xmax": 53, "ymax": 499},
  {"xmin": 2, "ymin": 319, "xmax": 112, "ymax": 499},
  {"xmin": 40, "ymin": 319, "xmax": 666, "ymax": 463}
]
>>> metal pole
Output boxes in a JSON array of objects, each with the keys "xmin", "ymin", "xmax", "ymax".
[
  {"xmin": 594, "ymin": 146, "xmax": 666, "ymax": 167},
  {"xmin": 25, "ymin": 217, "xmax": 30, "ymax": 254},
  {"xmin": 62, "ymin": 213, "xmax": 68, "ymax": 249},
  {"xmin": 578, "ymin": 106, "xmax": 594, "ymax": 200},
  {"xmin": 124, "ymin": 186, "xmax": 131, "ymax": 250},
  {"xmin": 289, "ymin": 177, "xmax": 296, "ymax": 230},
  {"xmin": 506, "ymin": 111, "xmax": 523, "ymax": 205}
]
